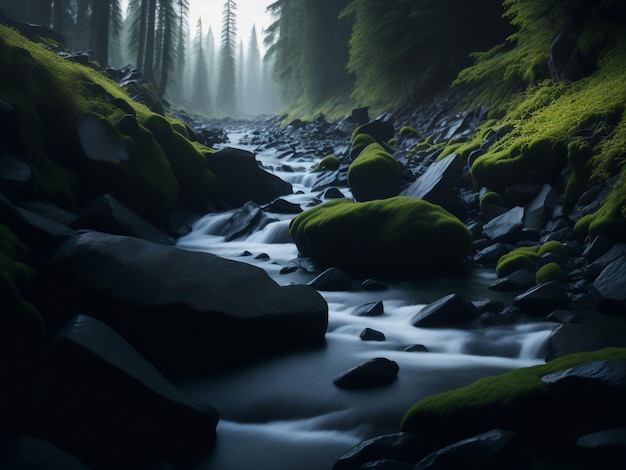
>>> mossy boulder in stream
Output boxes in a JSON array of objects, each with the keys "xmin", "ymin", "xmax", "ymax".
[
  {"xmin": 400, "ymin": 348, "xmax": 626, "ymax": 457},
  {"xmin": 289, "ymin": 196, "xmax": 472, "ymax": 277},
  {"xmin": 348, "ymin": 143, "xmax": 401, "ymax": 202}
]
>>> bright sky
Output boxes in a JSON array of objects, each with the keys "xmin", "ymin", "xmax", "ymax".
[{"xmin": 192, "ymin": 0, "xmax": 274, "ymax": 54}]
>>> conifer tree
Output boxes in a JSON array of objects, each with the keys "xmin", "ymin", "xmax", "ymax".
[
  {"xmin": 218, "ymin": 0, "xmax": 238, "ymax": 115},
  {"xmin": 190, "ymin": 18, "xmax": 211, "ymax": 113}
]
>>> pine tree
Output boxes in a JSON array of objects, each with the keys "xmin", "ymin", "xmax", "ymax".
[
  {"xmin": 245, "ymin": 25, "xmax": 262, "ymax": 115},
  {"xmin": 190, "ymin": 18, "xmax": 211, "ymax": 113},
  {"xmin": 218, "ymin": 0, "xmax": 238, "ymax": 115}
]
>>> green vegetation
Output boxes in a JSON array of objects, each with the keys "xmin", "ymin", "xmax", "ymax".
[
  {"xmin": 289, "ymin": 196, "xmax": 472, "ymax": 277},
  {"xmin": 347, "ymin": 143, "xmax": 400, "ymax": 201},
  {"xmin": 496, "ymin": 241, "xmax": 568, "ymax": 278},
  {"xmin": 400, "ymin": 348, "xmax": 626, "ymax": 454},
  {"xmin": 535, "ymin": 262, "xmax": 567, "ymax": 284},
  {"xmin": 314, "ymin": 154, "xmax": 340, "ymax": 172}
]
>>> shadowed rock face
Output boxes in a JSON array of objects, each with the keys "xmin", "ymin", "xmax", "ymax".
[{"xmin": 35, "ymin": 231, "xmax": 328, "ymax": 375}]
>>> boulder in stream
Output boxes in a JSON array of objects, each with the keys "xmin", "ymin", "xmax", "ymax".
[
  {"xmin": 36, "ymin": 231, "xmax": 328, "ymax": 375},
  {"xmin": 333, "ymin": 357, "xmax": 399, "ymax": 390}
]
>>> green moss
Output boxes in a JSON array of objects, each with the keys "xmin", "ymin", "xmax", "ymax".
[
  {"xmin": 289, "ymin": 196, "xmax": 472, "ymax": 277},
  {"xmin": 0, "ymin": 223, "xmax": 44, "ymax": 357},
  {"xmin": 574, "ymin": 172, "xmax": 626, "ymax": 241},
  {"xmin": 314, "ymin": 154, "xmax": 340, "ymax": 171},
  {"xmin": 400, "ymin": 347, "xmax": 626, "ymax": 454},
  {"xmin": 535, "ymin": 262, "xmax": 567, "ymax": 284},
  {"xmin": 347, "ymin": 143, "xmax": 400, "ymax": 202},
  {"xmin": 348, "ymin": 133, "xmax": 377, "ymax": 160},
  {"xmin": 399, "ymin": 126, "xmax": 420, "ymax": 138},
  {"xmin": 142, "ymin": 114, "xmax": 217, "ymax": 211},
  {"xmin": 479, "ymin": 191, "xmax": 507, "ymax": 211},
  {"xmin": 495, "ymin": 245, "xmax": 540, "ymax": 277},
  {"xmin": 537, "ymin": 240, "xmax": 569, "ymax": 260},
  {"xmin": 564, "ymin": 139, "xmax": 593, "ymax": 208}
]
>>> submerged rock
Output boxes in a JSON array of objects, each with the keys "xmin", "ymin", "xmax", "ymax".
[
  {"xmin": 36, "ymin": 231, "xmax": 328, "ymax": 374},
  {"xmin": 411, "ymin": 293, "xmax": 477, "ymax": 328},
  {"xmin": 334, "ymin": 357, "xmax": 399, "ymax": 390}
]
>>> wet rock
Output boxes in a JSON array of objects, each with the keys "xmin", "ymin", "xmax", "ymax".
[
  {"xmin": 360, "ymin": 460, "xmax": 413, "ymax": 469},
  {"xmin": 348, "ymin": 107, "xmax": 370, "ymax": 126},
  {"xmin": 405, "ymin": 344, "xmax": 429, "ymax": 352},
  {"xmin": 361, "ymin": 279, "xmax": 389, "ymax": 291},
  {"xmin": 206, "ymin": 147, "xmax": 292, "ymax": 207},
  {"xmin": 489, "ymin": 269, "xmax": 536, "ymax": 292},
  {"xmin": 473, "ymin": 243, "xmax": 510, "ymax": 265},
  {"xmin": 308, "ymin": 267, "xmax": 353, "ymax": 291},
  {"xmin": 541, "ymin": 359, "xmax": 626, "ymax": 390},
  {"xmin": 582, "ymin": 235, "xmax": 613, "ymax": 263},
  {"xmin": 353, "ymin": 300, "xmax": 384, "ymax": 317},
  {"xmin": 0, "ymin": 434, "xmax": 89, "ymax": 469},
  {"xmin": 37, "ymin": 231, "xmax": 328, "ymax": 374},
  {"xmin": 71, "ymin": 194, "xmax": 173, "ymax": 245},
  {"xmin": 413, "ymin": 429, "xmax": 531, "ymax": 470},
  {"xmin": 514, "ymin": 280, "xmax": 570, "ymax": 315},
  {"xmin": 333, "ymin": 432, "xmax": 431, "ymax": 470},
  {"xmin": 545, "ymin": 323, "xmax": 610, "ymax": 361},
  {"xmin": 76, "ymin": 113, "xmax": 130, "ymax": 163},
  {"xmin": 523, "ymin": 184, "xmax": 559, "ymax": 231},
  {"xmin": 220, "ymin": 201, "xmax": 279, "ymax": 241},
  {"xmin": 322, "ymin": 187, "xmax": 346, "ymax": 199},
  {"xmin": 261, "ymin": 198, "xmax": 302, "ymax": 214},
  {"xmin": 585, "ymin": 244, "xmax": 626, "ymax": 278},
  {"xmin": 411, "ymin": 293, "xmax": 478, "ymax": 328},
  {"xmin": 546, "ymin": 309, "xmax": 578, "ymax": 323},
  {"xmin": 0, "ymin": 153, "xmax": 32, "ymax": 201},
  {"xmin": 334, "ymin": 357, "xmax": 399, "ymax": 390},
  {"xmin": 354, "ymin": 120, "xmax": 395, "ymax": 144},
  {"xmin": 23, "ymin": 315, "xmax": 219, "ymax": 463},
  {"xmin": 18, "ymin": 201, "xmax": 78, "ymax": 227},
  {"xmin": 311, "ymin": 169, "xmax": 343, "ymax": 191},
  {"xmin": 591, "ymin": 256, "xmax": 626, "ymax": 313},
  {"xmin": 574, "ymin": 428, "xmax": 626, "ymax": 467},
  {"xmin": 482, "ymin": 206, "xmax": 524, "ymax": 242},
  {"xmin": 504, "ymin": 183, "xmax": 541, "ymax": 207},
  {"xmin": 360, "ymin": 328, "xmax": 386, "ymax": 341},
  {"xmin": 400, "ymin": 153, "xmax": 463, "ymax": 207},
  {"xmin": 471, "ymin": 298, "xmax": 505, "ymax": 314}
]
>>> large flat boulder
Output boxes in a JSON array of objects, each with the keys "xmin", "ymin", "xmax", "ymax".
[
  {"xmin": 36, "ymin": 231, "xmax": 328, "ymax": 374},
  {"xmin": 400, "ymin": 153, "xmax": 463, "ymax": 207}
]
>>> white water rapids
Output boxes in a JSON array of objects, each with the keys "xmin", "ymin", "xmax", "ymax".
[{"xmin": 174, "ymin": 128, "xmax": 555, "ymax": 470}]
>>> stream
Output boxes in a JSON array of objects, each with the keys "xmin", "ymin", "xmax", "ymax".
[{"xmin": 173, "ymin": 126, "xmax": 556, "ymax": 470}]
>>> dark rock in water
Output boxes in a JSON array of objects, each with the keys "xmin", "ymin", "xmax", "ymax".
[
  {"xmin": 308, "ymin": 267, "xmax": 353, "ymax": 291},
  {"xmin": 360, "ymin": 327, "xmax": 386, "ymax": 341},
  {"xmin": 523, "ymin": 184, "xmax": 559, "ymax": 231},
  {"xmin": 0, "ymin": 193, "xmax": 75, "ymax": 266},
  {"xmin": 411, "ymin": 293, "xmax": 478, "ymax": 328},
  {"xmin": 513, "ymin": 281, "xmax": 570, "ymax": 315},
  {"xmin": 36, "ymin": 231, "xmax": 328, "ymax": 374},
  {"xmin": 482, "ymin": 206, "xmax": 524, "ymax": 242},
  {"xmin": 541, "ymin": 359, "xmax": 626, "ymax": 390},
  {"xmin": 574, "ymin": 428, "xmax": 626, "ymax": 467},
  {"xmin": 262, "ymin": 198, "xmax": 302, "ymax": 214},
  {"xmin": 361, "ymin": 279, "xmax": 389, "ymax": 291},
  {"xmin": 311, "ymin": 170, "xmax": 343, "ymax": 192},
  {"xmin": 360, "ymin": 459, "xmax": 413, "ymax": 469},
  {"xmin": 413, "ymin": 429, "xmax": 532, "ymax": 470},
  {"xmin": 220, "ymin": 201, "xmax": 278, "ymax": 241},
  {"xmin": 405, "ymin": 344, "xmax": 429, "ymax": 352},
  {"xmin": 22, "ymin": 315, "xmax": 219, "ymax": 463},
  {"xmin": 0, "ymin": 434, "xmax": 89, "ymax": 469},
  {"xmin": 591, "ymin": 256, "xmax": 626, "ymax": 313},
  {"xmin": 280, "ymin": 256, "xmax": 322, "ymax": 274},
  {"xmin": 71, "ymin": 194, "xmax": 173, "ymax": 245},
  {"xmin": 400, "ymin": 153, "xmax": 463, "ymax": 207},
  {"xmin": 0, "ymin": 153, "xmax": 32, "ymax": 201},
  {"xmin": 546, "ymin": 309, "xmax": 578, "ymax": 323},
  {"xmin": 474, "ymin": 243, "xmax": 510, "ymax": 265},
  {"xmin": 333, "ymin": 432, "xmax": 431, "ymax": 470},
  {"xmin": 76, "ymin": 113, "xmax": 130, "ymax": 163},
  {"xmin": 545, "ymin": 323, "xmax": 610, "ymax": 361},
  {"xmin": 323, "ymin": 187, "xmax": 346, "ymax": 199},
  {"xmin": 334, "ymin": 357, "xmax": 399, "ymax": 390},
  {"xmin": 471, "ymin": 298, "xmax": 505, "ymax": 314},
  {"xmin": 353, "ymin": 300, "xmax": 384, "ymax": 317},
  {"xmin": 206, "ymin": 147, "xmax": 292, "ymax": 207}
]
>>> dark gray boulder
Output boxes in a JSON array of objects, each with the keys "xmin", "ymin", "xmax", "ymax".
[
  {"xmin": 71, "ymin": 194, "xmax": 173, "ymax": 245},
  {"xmin": 37, "ymin": 231, "xmax": 328, "ymax": 374},
  {"xmin": 489, "ymin": 269, "xmax": 536, "ymax": 292},
  {"xmin": 308, "ymin": 267, "xmax": 353, "ymax": 291},
  {"xmin": 22, "ymin": 315, "xmax": 218, "ymax": 463},
  {"xmin": 0, "ymin": 152, "xmax": 32, "ymax": 201},
  {"xmin": 582, "ymin": 235, "xmax": 613, "ymax": 263},
  {"xmin": 585, "ymin": 244, "xmax": 626, "ymax": 279},
  {"xmin": 0, "ymin": 434, "xmax": 89, "ymax": 469},
  {"xmin": 360, "ymin": 327, "xmax": 385, "ymax": 341},
  {"xmin": 523, "ymin": 184, "xmax": 559, "ymax": 231},
  {"xmin": 513, "ymin": 281, "xmax": 570, "ymax": 315},
  {"xmin": 333, "ymin": 357, "xmax": 399, "ymax": 390},
  {"xmin": 205, "ymin": 147, "xmax": 293, "ymax": 207},
  {"xmin": 219, "ymin": 201, "xmax": 279, "ymax": 241},
  {"xmin": 546, "ymin": 309, "xmax": 578, "ymax": 323},
  {"xmin": 333, "ymin": 432, "xmax": 431, "ymax": 470},
  {"xmin": 541, "ymin": 359, "xmax": 626, "ymax": 390},
  {"xmin": 545, "ymin": 324, "xmax": 610, "ymax": 361},
  {"xmin": 413, "ymin": 429, "xmax": 532, "ymax": 470},
  {"xmin": 575, "ymin": 428, "xmax": 626, "ymax": 467},
  {"xmin": 482, "ymin": 206, "xmax": 524, "ymax": 242},
  {"xmin": 353, "ymin": 300, "xmax": 384, "ymax": 317},
  {"xmin": 354, "ymin": 120, "xmax": 395, "ymax": 145},
  {"xmin": 411, "ymin": 293, "xmax": 477, "ymax": 328},
  {"xmin": 591, "ymin": 256, "xmax": 626, "ymax": 313},
  {"xmin": 400, "ymin": 153, "xmax": 463, "ymax": 207}
]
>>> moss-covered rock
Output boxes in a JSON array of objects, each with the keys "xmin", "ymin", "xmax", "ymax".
[
  {"xmin": 315, "ymin": 154, "xmax": 340, "ymax": 172},
  {"xmin": 535, "ymin": 262, "xmax": 567, "ymax": 284},
  {"xmin": 399, "ymin": 126, "xmax": 420, "ymax": 138},
  {"xmin": 289, "ymin": 196, "xmax": 472, "ymax": 277},
  {"xmin": 574, "ymin": 173, "xmax": 626, "ymax": 241},
  {"xmin": 400, "ymin": 348, "xmax": 626, "ymax": 455},
  {"xmin": 347, "ymin": 143, "xmax": 401, "ymax": 202},
  {"xmin": 348, "ymin": 133, "xmax": 377, "ymax": 160},
  {"xmin": 496, "ymin": 241, "xmax": 570, "ymax": 278},
  {"xmin": 0, "ymin": 223, "xmax": 44, "ymax": 360},
  {"xmin": 537, "ymin": 240, "xmax": 569, "ymax": 260},
  {"xmin": 142, "ymin": 114, "xmax": 217, "ymax": 211}
]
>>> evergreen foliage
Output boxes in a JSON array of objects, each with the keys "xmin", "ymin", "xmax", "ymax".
[
  {"xmin": 190, "ymin": 18, "xmax": 210, "ymax": 113},
  {"xmin": 217, "ymin": 0, "xmax": 238, "ymax": 115}
]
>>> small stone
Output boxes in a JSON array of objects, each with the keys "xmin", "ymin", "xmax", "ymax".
[{"xmin": 360, "ymin": 328, "xmax": 386, "ymax": 341}]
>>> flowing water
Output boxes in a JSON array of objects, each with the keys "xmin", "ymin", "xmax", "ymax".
[{"xmin": 174, "ymin": 128, "xmax": 556, "ymax": 470}]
